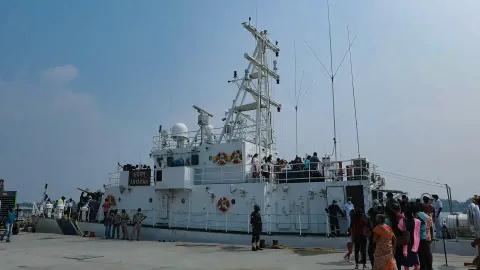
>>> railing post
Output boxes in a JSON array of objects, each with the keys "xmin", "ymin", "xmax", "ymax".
[
  {"xmin": 308, "ymin": 166, "xmax": 311, "ymax": 183},
  {"xmin": 298, "ymin": 214, "xmax": 302, "ymax": 236},
  {"xmin": 205, "ymin": 210, "xmax": 209, "ymax": 231},
  {"xmin": 225, "ymin": 213, "xmax": 228, "ymax": 232}
]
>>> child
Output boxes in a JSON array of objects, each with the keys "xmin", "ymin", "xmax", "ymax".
[{"xmin": 344, "ymin": 237, "xmax": 353, "ymax": 262}]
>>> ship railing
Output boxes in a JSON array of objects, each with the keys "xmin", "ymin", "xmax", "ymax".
[
  {"xmin": 167, "ymin": 210, "xmax": 333, "ymax": 236},
  {"xmin": 193, "ymin": 164, "xmax": 245, "ymax": 185},
  {"xmin": 104, "ymin": 171, "xmax": 121, "ymax": 189},
  {"xmin": 246, "ymin": 159, "xmax": 373, "ymax": 184},
  {"xmin": 152, "ymin": 125, "xmax": 262, "ymax": 150}
]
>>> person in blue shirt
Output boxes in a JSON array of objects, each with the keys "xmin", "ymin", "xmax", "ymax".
[{"xmin": 1, "ymin": 207, "xmax": 16, "ymax": 242}]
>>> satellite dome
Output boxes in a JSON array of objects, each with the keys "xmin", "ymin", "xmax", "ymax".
[{"xmin": 172, "ymin": 123, "xmax": 188, "ymax": 138}]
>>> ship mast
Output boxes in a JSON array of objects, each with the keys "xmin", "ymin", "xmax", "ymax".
[{"xmin": 218, "ymin": 19, "xmax": 281, "ymax": 158}]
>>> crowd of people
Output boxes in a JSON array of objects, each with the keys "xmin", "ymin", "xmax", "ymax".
[
  {"xmin": 251, "ymin": 152, "xmax": 324, "ymax": 181},
  {"xmin": 102, "ymin": 207, "xmax": 146, "ymax": 241},
  {"xmin": 326, "ymin": 193, "xmax": 444, "ymax": 270}
]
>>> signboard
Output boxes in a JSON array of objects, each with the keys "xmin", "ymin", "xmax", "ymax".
[{"xmin": 128, "ymin": 169, "xmax": 151, "ymax": 186}]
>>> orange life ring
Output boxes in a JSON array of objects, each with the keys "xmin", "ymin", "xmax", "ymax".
[
  {"xmin": 231, "ymin": 150, "xmax": 242, "ymax": 164},
  {"xmin": 217, "ymin": 197, "xmax": 231, "ymax": 212},
  {"xmin": 214, "ymin": 152, "xmax": 228, "ymax": 166}
]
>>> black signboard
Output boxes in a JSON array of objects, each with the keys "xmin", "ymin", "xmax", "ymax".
[{"xmin": 128, "ymin": 169, "xmax": 151, "ymax": 186}]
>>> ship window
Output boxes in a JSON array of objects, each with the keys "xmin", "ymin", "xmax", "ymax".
[
  {"xmin": 149, "ymin": 198, "xmax": 153, "ymax": 203},
  {"xmin": 118, "ymin": 197, "xmax": 121, "ymax": 202},
  {"xmin": 231, "ymin": 199, "xmax": 236, "ymax": 205}
]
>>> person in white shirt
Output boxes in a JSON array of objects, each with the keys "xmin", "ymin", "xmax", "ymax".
[
  {"xmin": 432, "ymin": 194, "xmax": 443, "ymax": 238},
  {"xmin": 344, "ymin": 197, "xmax": 354, "ymax": 228}
]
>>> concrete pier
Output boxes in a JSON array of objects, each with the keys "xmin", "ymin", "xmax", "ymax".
[{"xmin": 0, "ymin": 233, "xmax": 474, "ymax": 270}]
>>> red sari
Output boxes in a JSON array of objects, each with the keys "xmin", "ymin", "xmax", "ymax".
[{"xmin": 373, "ymin": 224, "xmax": 397, "ymax": 270}]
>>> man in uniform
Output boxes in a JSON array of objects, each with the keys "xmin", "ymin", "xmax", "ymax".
[
  {"xmin": 327, "ymin": 200, "xmax": 344, "ymax": 237},
  {"xmin": 131, "ymin": 208, "xmax": 146, "ymax": 241},
  {"xmin": 250, "ymin": 204, "xmax": 262, "ymax": 251},
  {"xmin": 120, "ymin": 209, "xmax": 130, "ymax": 240}
]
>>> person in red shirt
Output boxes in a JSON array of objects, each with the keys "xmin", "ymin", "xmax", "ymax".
[{"xmin": 102, "ymin": 198, "xmax": 110, "ymax": 221}]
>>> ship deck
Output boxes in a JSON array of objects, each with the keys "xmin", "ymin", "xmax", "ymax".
[{"xmin": 0, "ymin": 232, "xmax": 475, "ymax": 270}]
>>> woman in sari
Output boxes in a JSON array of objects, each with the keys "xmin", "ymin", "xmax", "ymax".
[{"xmin": 373, "ymin": 214, "xmax": 398, "ymax": 270}]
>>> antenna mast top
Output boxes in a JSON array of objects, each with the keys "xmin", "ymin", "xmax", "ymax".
[{"xmin": 217, "ymin": 20, "xmax": 281, "ymax": 157}]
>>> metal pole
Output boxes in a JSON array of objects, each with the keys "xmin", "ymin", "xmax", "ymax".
[
  {"xmin": 442, "ymin": 225, "xmax": 448, "ymax": 266},
  {"xmin": 327, "ymin": 0, "xmax": 338, "ymax": 162},
  {"xmin": 347, "ymin": 26, "xmax": 361, "ymax": 158}
]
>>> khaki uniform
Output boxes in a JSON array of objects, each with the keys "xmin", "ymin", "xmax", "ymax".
[
  {"xmin": 120, "ymin": 212, "xmax": 130, "ymax": 240},
  {"xmin": 131, "ymin": 212, "xmax": 146, "ymax": 241}
]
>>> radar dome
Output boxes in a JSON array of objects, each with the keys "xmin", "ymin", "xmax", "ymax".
[{"xmin": 172, "ymin": 123, "xmax": 188, "ymax": 138}]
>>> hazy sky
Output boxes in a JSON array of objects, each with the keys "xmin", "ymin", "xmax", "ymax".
[{"xmin": 1, "ymin": 1, "xmax": 479, "ymax": 202}]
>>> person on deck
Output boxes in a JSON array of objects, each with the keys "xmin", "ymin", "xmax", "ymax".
[
  {"xmin": 250, "ymin": 204, "xmax": 263, "ymax": 251},
  {"xmin": 372, "ymin": 214, "xmax": 397, "ymax": 270},
  {"xmin": 310, "ymin": 152, "xmax": 320, "ymax": 170}
]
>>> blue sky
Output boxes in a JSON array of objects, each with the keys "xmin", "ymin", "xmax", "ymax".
[{"xmin": 1, "ymin": 1, "xmax": 479, "ymax": 201}]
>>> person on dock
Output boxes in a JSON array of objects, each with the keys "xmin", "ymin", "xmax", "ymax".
[
  {"xmin": 102, "ymin": 198, "xmax": 111, "ymax": 222},
  {"xmin": 350, "ymin": 206, "xmax": 369, "ymax": 269},
  {"xmin": 0, "ymin": 207, "xmax": 16, "ymax": 243},
  {"xmin": 131, "ymin": 208, "xmax": 146, "ymax": 241},
  {"xmin": 367, "ymin": 199, "xmax": 382, "ymax": 268},
  {"xmin": 372, "ymin": 214, "xmax": 397, "ymax": 270},
  {"xmin": 327, "ymin": 200, "xmax": 344, "ymax": 237},
  {"xmin": 250, "ymin": 204, "xmax": 262, "ymax": 251},
  {"xmin": 398, "ymin": 203, "xmax": 421, "ymax": 270},
  {"xmin": 344, "ymin": 197, "xmax": 355, "ymax": 228},
  {"xmin": 467, "ymin": 195, "xmax": 480, "ymax": 267},
  {"xmin": 104, "ymin": 210, "xmax": 113, "ymax": 239},
  {"xmin": 432, "ymin": 194, "xmax": 443, "ymax": 239},
  {"xmin": 416, "ymin": 203, "xmax": 433, "ymax": 270},
  {"xmin": 120, "ymin": 209, "xmax": 130, "ymax": 240},
  {"xmin": 112, "ymin": 210, "xmax": 121, "ymax": 240}
]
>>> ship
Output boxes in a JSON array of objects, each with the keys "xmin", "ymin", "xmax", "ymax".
[{"xmin": 35, "ymin": 19, "xmax": 390, "ymax": 248}]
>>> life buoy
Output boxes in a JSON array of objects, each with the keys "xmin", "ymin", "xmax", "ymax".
[
  {"xmin": 214, "ymin": 152, "xmax": 228, "ymax": 166},
  {"xmin": 231, "ymin": 150, "xmax": 242, "ymax": 164},
  {"xmin": 217, "ymin": 197, "xmax": 231, "ymax": 212}
]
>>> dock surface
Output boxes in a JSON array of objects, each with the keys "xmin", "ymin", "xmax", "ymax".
[{"xmin": 0, "ymin": 233, "xmax": 473, "ymax": 270}]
